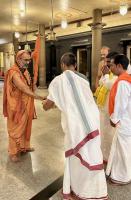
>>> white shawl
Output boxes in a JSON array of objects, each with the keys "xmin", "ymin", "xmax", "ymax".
[{"xmin": 47, "ymin": 70, "xmax": 103, "ymax": 170}]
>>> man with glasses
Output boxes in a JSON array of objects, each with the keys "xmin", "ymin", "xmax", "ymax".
[{"xmin": 3, "ymin": 50, "xmax": 44, "ymax": 162}]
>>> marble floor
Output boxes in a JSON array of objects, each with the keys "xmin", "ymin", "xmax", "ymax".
[
  {"xmin": 0, "ymin": 83, "xmax": 131, "ymax": 200},
  {"xmin": 0, "ymin": 85, "xmax": 64, "ymax": 200}
]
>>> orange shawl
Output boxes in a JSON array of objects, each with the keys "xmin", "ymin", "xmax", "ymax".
[
  {"xmin": 109, "ymin": 72, "xmax": 131, "ymax": 116},
  {"xmin": 32, "ymin": 35, "xmax": 40, "ymax": 86}
]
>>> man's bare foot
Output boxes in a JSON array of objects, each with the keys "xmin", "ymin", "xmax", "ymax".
[{"xmin": 10, "ymin": 155, "xmax": 20, "ymax": 162}]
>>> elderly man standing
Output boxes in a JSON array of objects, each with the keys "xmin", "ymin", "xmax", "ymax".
[
  {"xmin": 95, "ymin": 46, "xmax": 110, "ymax": 89},
  {"xmin": 3, "ymin": 50, "xmax": 44, "ymax": 162},
  {"xmin": 43, "ymin": 53, "xmax": 108, "ymax": 200}
]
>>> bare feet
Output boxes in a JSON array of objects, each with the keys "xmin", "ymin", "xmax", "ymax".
[{"xmin": 10, "ymin": 155, "xmax": 20, "ymax": 162}]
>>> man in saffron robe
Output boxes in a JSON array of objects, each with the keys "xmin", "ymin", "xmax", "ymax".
[
  {"xmin": 43, "ymin": 53, "xmax": 108, "ymax": 200},
  {"xmin": 106, "ymin": 54, "xmax": 131, "ymax": 185},
  {"xmin": 3, "ymin": 50, "xmax": 44, "ymax": 162}
]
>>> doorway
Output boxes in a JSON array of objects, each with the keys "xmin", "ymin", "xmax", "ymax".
[
  {"xmin": 77, "ymin": 48, "xmax": 87, "ymax": 75},
  {"xmin": 76, "ymin": 47, "xmax": 91, "ymax": 83}
]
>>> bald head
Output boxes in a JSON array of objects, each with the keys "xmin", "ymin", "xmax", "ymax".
[{"xmin": 101, "ymin": 46, "xmax": 110, "ymax": 59}]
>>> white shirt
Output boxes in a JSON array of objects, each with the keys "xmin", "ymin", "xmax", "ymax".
[{"xmin": 110, "ymin": 80, "xmax": 131, "ymax": 135}]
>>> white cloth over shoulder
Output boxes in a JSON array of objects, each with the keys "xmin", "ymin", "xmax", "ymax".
[{"xmin": 47, "ymin": 70, "xmax": 103, "ymax": 168}]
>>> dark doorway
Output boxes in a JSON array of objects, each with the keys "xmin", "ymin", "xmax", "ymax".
[
  {"xmin": 77, "ymin": 48, "xmax": 87, "ymax": 76},
  {"xmin": 71, "ymin": 43, "xmax": 91, "ymax": 84}
]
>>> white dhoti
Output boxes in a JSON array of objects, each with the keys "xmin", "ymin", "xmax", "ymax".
[
  {"xmin": 100, "ymin": 106, "xmax": 115, "ymax": 162},
  {"xmin": 106, "ymin": 130, "xmax": 131, "ymax": 184},
  {"xmin": 63, "ymin": 156, "xmax": 107, "ymax": 200}
]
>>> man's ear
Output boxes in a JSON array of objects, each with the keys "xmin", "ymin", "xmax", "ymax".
[
  {"xmin": 61, "ymin": 63, "xmax": 64, "ymax": 70},
  {"xmin": 75, "ymin": 64, "xmax": 77, "ymax": 70}
]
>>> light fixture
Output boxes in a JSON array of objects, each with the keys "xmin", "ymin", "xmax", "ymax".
[
  {"xmin": 24, "ymin": 0, "xmax": 31, "ymax": 51},
  {"xmin": 15, "ymin": 32, "xmax": 20, "ymax": 38},
  {"xmin": 119, "ymin": 3, "xmax": 128, "ymax": 16},
  {"xmin": 20, "ymin": 0, "xmax": 25, "ymax": 17},
  {"xmin": 20, "ymin": 9, "xmax": 25, "ymax": 17},
  {"xmin": 10, "ymin": 0, "xmax": 16, "ymax": 55},
  {"xmin": 60, "ymin": 0, "xmax": 69, "ymax": 10},
  {"xmin": 47, "ymin": 28, "xmax": 56, "ymax": 41},
  {"xmin": 47, "ymin": 0, "xmax": 56, "ymax": 41},
  {"xmin": 24, "ymin": 44, "xmax": 31, "ymax": 51},
  {"xmin": 61, "ymin": 19, "xmax": 68, "ymax": 29}
]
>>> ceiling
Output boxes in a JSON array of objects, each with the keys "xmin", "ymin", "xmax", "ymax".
[{"xmin": 0, "ymin": 0, "xmax": 131, "ymax": 43}]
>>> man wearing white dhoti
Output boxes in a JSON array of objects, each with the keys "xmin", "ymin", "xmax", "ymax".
[
  {"xmin": 94, "ymin": 52, "xmax": 118, "ymax": 162},
  {"xmin": 106, "ymin": 54, "xmax": 131, "ymax": 185},
  {"xmin": 43, "ymin": 53, "xmax": 108, "ymax": 200}
]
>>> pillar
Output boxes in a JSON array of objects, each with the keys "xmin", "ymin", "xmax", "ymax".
[
  {"xmin": 39, "ymin": 24, "xmax": 46, "ymax": 88},
  {"xmin": 89, "ymin": 9, "xmax": 105, "ymax": 91}
]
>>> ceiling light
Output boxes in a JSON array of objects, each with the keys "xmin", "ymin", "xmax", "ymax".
[
  {"xmin": 47, "ymin": 0, "xmax": 57, "ymax": 41},
  {"xmin": 61, "ymin": 19, "xmax": 68, "ymax": 29},
  {"xmin": 15, "ymin": 32, "xmax": 20, "ymax": 38},
  {"xmin": 20, "ymin": 0, "xmax": 25, "ymax": 10},
  {"xmin": 60, "ymin": 0, "xmax": 69, "ymax": 10},
  {"xmin": 119, "ymin": 3, "xmax": 128, "ymax": 16}
]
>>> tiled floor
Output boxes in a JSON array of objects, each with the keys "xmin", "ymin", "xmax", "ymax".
[{"xmin": 0, "ymin": 85, "xmax": 131, "ymax": 200}]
